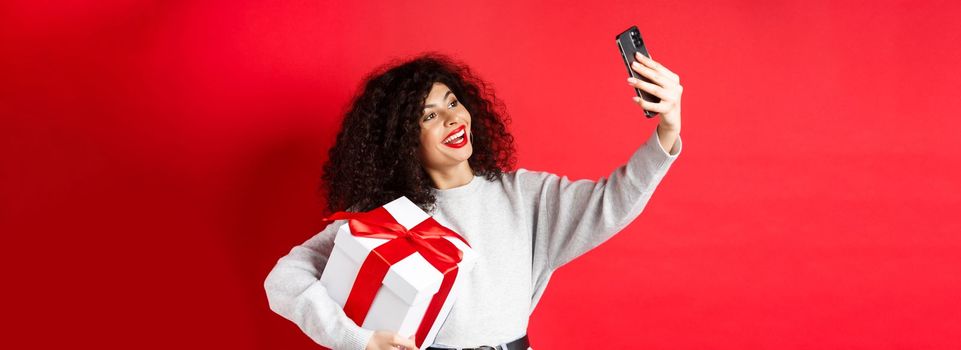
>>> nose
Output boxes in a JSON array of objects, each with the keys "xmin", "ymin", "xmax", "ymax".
[{"xmin": 443, "ymin": 112, "xmax": 461, "ymax": 126}]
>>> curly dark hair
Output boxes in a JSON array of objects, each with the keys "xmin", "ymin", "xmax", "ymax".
[{"xmin": 319, "ymin": 52, "xmax": 516, "ymax": 215}]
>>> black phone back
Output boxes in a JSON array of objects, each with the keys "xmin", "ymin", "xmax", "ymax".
[{"xmin": 616, "ymin": 26, "xmax": 659, "ymax": 118}]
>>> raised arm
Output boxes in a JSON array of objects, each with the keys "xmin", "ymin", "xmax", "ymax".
[
  {"xmin": 263, "ymin": 219, "xmax": 374, "ymax": 350},
  {"xmin": 527, "ymin": 52, "xmax": 685, "ymax": 269},
  {"xmin": 526, "ymin": 128, "xmax": 682, "ymax": 270}
]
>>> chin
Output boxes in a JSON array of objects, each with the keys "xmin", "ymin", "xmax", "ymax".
[
  {"xmin": 457, "ymin": 146, "xmax": 473, "ymax": 160},
  {"xmin": 447, "ymin": 150, "xmax": 472, "ymax": 164}
]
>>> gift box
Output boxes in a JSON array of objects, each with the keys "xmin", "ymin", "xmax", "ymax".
[{"xmin": 319, "ymin": 196, "xmax": 477, "ymax": 349}]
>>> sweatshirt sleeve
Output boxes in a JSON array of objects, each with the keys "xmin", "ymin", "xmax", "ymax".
[
  {"xmin": 264, "ymin": 219, "xmax": 375, "ymax": 350},
  {"xmin": 523, "ymin": 128, "xmax": 682, "ymax": 270}
]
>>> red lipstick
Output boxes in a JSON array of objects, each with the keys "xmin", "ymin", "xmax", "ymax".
[{"xmin": 442, "ymin": 125, "xmax": 468, "ymax": 149}]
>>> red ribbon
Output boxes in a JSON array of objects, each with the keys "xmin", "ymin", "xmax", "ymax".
[{"xmin": 321, "ymin": 206, "xmax": 470, "ymax": 348}]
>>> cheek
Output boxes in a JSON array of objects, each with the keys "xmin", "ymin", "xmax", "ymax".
[{"xmin": 420, "ymin": 129, "xmax": 439, "ymax": 149}]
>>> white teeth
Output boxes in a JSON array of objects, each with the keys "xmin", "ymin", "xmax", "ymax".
[{"xmin": 443, "ymin": 129, "xmax": 466, "ymax": 144}]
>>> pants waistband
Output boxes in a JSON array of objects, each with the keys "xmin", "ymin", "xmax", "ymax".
[{"xmin": 426, "ymin": 334, "xmax": 530, "ymax": 350}]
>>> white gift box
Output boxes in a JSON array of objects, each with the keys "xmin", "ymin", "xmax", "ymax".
[{"xmin": 320, "ymin": 196, "xmax": 477, "ymax": 349}]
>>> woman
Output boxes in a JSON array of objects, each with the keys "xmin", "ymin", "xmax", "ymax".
[{"xmin": 264, "ymin": 51, "xmax": 683, "ymax": 350}]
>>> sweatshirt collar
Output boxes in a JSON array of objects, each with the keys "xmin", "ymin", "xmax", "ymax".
[{"xmin": 432, "ymin": 172, "xmax": 482, "ymax": 199}]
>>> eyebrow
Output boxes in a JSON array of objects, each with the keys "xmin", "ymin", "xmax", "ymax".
[{"xmin": 422, "ymin": 90, "xmax": 454, "ymax": 110}]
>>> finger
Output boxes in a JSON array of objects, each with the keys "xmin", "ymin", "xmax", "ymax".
[
  {"xmin": 392, "ymin": 334, "xmax": 417, "ymax": 349},
  {"xmin": 635, "ymin": 52, "xmax": 680, "ymax": 83},
  {"xmin": 634, "ymin": 52, "xmax": 675, "ymax": 77},
  {"xmin": 630, "ymin": 61, "xmax": 663, "ymax": 86},
  {"xmin": 628, "ymin": 77, "xmax": 668, "ymax": 100},
  {"xmin": 632, "ymin": 96, "xmax": 671, "ymax": 114}
]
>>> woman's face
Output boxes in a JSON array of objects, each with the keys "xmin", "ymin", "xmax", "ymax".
[{"xmin": 418, "ymin": 82, "xmax": 473, "ymax": 170}]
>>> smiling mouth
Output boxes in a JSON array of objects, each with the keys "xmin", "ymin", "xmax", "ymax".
[{"xmin": 442, "ymin": 126, "xmax": 468, "ymax": 148}]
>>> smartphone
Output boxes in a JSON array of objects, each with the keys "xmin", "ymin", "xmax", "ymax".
[{"xmin": 616, "ymin": 26, "xmax": 659, "ymax": 118}]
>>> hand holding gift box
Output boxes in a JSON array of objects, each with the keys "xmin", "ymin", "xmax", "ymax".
[{"xmin": 319, "ymin": 196, "xmax": 478, "ymax": 349}]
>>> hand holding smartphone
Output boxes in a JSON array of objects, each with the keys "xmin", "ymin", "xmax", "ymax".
[{"xmin": 616, "ymin": 26, "xmax": 659, "ymax": 118}]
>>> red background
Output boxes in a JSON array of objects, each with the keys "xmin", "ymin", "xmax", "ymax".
[{"xmin": 3, "ymin": 0, "xmax": 959, "ymax": 348}]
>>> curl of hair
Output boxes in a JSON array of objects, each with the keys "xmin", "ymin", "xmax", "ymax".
[{"xmin": 320, "ymin": 52, "xmax": 516, "ymax": 215}]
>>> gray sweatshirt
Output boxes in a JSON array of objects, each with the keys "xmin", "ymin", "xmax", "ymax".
[{"xmin": 264, "ymin": 128, "xmax": 682, "ymax": 349}]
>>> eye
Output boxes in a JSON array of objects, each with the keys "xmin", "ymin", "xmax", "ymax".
[{"xmin": 423, "ymin": 99, "xmax": 459, "ymax": 122}]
